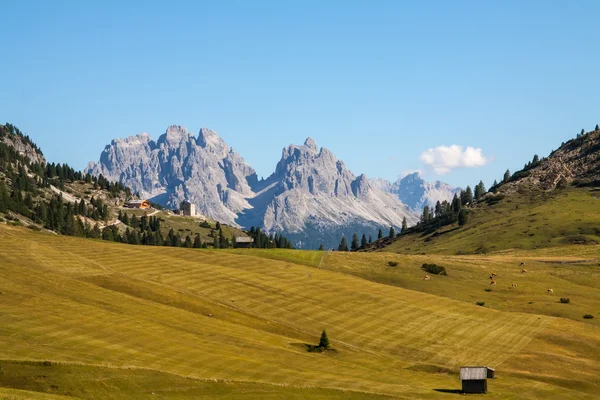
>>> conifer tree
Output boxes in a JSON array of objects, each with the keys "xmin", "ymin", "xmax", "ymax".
[
  {"xmin": 477, "ymin": 180, "xmax": 486, "ymax": 194},
  {"xmin": 596, "ymin": 124, "xmax": 599, "ymax": 131},
  {"xmin": 213, "ymin": 234, "xmax": 219, "ymax": 249},
  {"xmin": 401, "ymin": 217, "xmax": 408, "ymax": 233},
  {"xmin": 368, "ymin": 235, "xmax": 372, "ymax": 244},
  {"xmin": 351, "ymin": 232, "xmax": 360, "ymax": 251},
  {"xmin": 389, "ymin": 226, "xmax": 395, "ymax": 238},
  {"xmin": 184, "ymin": 235, "xmax": 193, "ymax": 248},
  {"xmin": 463, "ymin": 186, "xmax": 473, "ymax": 205},
  {"xmin": 338, "ymin": 236, "xmax": 349, "ymax": 251},
  {"xmin": 318, "ymin": 330, "xmax": 330, "ymax": 350},
  {"xmin": 458, "ymin": 209, "xmax": 468, "ymax": 226},
  {"xmin": 318, "ymin": 244, "xmax": 325, "ymax": 251},
  {"xmin": 503, "ymin": 169, "xmax": 511, "ymax": 183},
  {"xmin": 378, "ymin": 229, "xmax": 383, "ymax": 240},
  {"xmin": 193, "ymin": 234, "xmax": 202, "ymax": 248},
  {"xmin": 360, "ymin": 233, "xmax": 368, "ymax": 249}
]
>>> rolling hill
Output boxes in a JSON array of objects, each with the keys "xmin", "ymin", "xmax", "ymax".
[
  {"xmin": 0, "ymin": 223, "xmax": 598, "ymax": 399},
  {"xmin": 377, "ymin": 127, "xmax": 600, "ymax": 255}
]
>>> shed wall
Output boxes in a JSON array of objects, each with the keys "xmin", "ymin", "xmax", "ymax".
[{"xmin": 462, "ymin": 379, "xmax": 487, "ymax": 394}]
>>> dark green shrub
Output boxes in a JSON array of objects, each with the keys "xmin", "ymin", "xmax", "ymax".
[
  {"xmin": 199, "ymin": 221, "xmax": 212, "ymax": 228},
  {"xmin": 583, "ymin": 314, "xmax": 594, "ymax": 319},
  {"xmin": 484, "ymin": 288, "xmax": 492, "ymax": 292},
  {"xmin": 476, "ymin": 301, "xmax": 485, "ymax": 306},
  {"xmin": 388, "ymin": 261, "xmax": 399, "ymax": 267},
  {"xmin": 559, "ymin": 298, "xmax": 570, "ymax": 304},
  {"xmin": 421, "ymin": 263, "xmax": 447, "ymax": 275}
]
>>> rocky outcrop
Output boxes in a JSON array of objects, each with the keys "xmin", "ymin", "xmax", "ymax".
[
  {"xmin": 497, "ymin": 129, "xmax": 600, "ymax": 194},
  {"xmin": 0, "ymin": 127, "xmax": 46, "ymax": 166}
]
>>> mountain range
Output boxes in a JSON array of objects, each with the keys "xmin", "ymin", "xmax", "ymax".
[{"xmin": 88, "ymin": 125, "xmax": 459, "ymax": 248}]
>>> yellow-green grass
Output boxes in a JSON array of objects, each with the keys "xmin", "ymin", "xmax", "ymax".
[
  {"xmin": 226, "ymin": 248, "xmax": 324, "ymax": 267},
  {"xmin": 0, "ymin": 225, "xmax": 599, "ymax": 398},
  {"xmin": 0, "ymin": 361, "xmax": 391, "ymax": 400},
  {"xmin": 317, "ymin": 251, "xmax": 600, "ymax": 326},
  {"xmin": 385, "ymin": 187, "xmax": 600, "ymax": 255}
]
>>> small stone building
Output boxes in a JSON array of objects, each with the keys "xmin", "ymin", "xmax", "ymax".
[
  {"xmin": 180, "ymin": 201, "xmax": 196, "ymax": 217},
  {"xmin": 234, "ymin": 236, "xmax": 254, "ymax": 248},
  {"xmin": 460, "ymin": 366, "xmax": 493, "ymax": 394}
]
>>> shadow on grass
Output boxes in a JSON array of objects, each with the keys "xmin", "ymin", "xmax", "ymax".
[{"xmin": 433, "ymin": 389, "xmax": 462, "ymax": 394}]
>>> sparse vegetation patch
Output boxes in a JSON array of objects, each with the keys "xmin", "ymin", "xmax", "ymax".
[{"xmin": 421, "ymin": 263, "xmax": 447, "ymax": 275}]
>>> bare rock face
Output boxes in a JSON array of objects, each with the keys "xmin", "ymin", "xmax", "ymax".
[
  {"xmin": 88, "ymin": 125, "xmax": 257, "ymax": 225},
  {"xmin": 90, "ymin": 128, "xmax": 421, "ymax": 248},
  {"xmin": 239, "ymin": 138, "xmax": 419, "ymax": 248},
  {"xmin": 0, "ymin": 129, "xmax": 46, "ymax": 166},
  {"xmin": 371, "ymin": 172, "xmax": 460, "ymax": 211},
  {"xmin": 498, "ymin": 129, "xmax": 600, "ymax": 194}
]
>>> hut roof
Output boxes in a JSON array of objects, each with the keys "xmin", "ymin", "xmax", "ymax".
[
  {"xmin": 460, "ymin": 367, "xmax": 488, "ymax": 380},
  {"xmin": 127, "ymin": 200, "xmax": 147, "ymax": 205},
  {"xmin": 235, "ymin": 237, "xmax": 254, "ymax": 243}
]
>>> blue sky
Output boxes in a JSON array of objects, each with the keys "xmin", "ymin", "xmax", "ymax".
[{"xmin": 1, "ymin": 1, "xmax": 599, "ymax": 188}]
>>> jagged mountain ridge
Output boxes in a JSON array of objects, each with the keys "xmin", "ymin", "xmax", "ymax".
[
  {"xmin": 88, "ymin": 126, "xmax": 454, "ymax": 248},
  {"xmin": 87, "ymin": 125, "xmax": 257, "ymax": 224},
  {"xmin": 371, "ymin": 172, "xmax": 461, "ymax": 211}
]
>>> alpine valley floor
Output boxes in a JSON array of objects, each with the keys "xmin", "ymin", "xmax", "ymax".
[{"xmin": 0, "ymin": 224, "xmax": 599, "ymax": 399}]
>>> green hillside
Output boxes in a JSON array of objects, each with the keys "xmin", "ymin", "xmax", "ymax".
[
  {"xmin": 381, "ymin": 187, "xmax": 600, "ymax": 255},
  {"xmin": 0, "ymin": 224, "xmax": 599, "ymax": 399}
]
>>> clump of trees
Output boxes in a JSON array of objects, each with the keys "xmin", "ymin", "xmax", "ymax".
[
  {"xmin": 246, "ymin": 226, "xmax": 293, "ymax": 249},
  {"xmin": 421, "ymin": 263, "xmax": 447, "ymax": 276}
]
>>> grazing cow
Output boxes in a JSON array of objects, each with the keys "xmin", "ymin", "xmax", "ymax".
[
  {"xmin": 424, "ymin": 274, "xmax": 431, "ymax": 280},
  {"xmin": 490, "ymin": 273, "xmax": 497, "ymax": 280},
  {"xmin": 521, "ymin": 269, "xmax": 528, "ymax": 273},
  {"xmin": 511, "ymin": 284, "xmax": 518, "ymax": 288},
  {"xmin": 490, "ymin": 280, "xmax": 497, "ymax": 285},
  {"xmin": 547, "ymin": 289, "xmax": 554, "ymax": 294}
]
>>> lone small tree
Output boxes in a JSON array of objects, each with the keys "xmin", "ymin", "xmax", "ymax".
[
  {"xmin": 401, "ymin": 217, "xmax": 408, "ymax": 233},
  {"xmin": 596, "ymin": 124, "xmax": 599, "ymax": 131},
  {"xmin": 318, "ymin": 330, "xmax": 330, "ymax": 350},
  {"xmin": 389, "ymin": 226, "xmax": 395, "ymax": 239},
  {"xmin": 378, "ymin": 229, "xmax": 383, "ymax": 240},
  {"xmin": 318, "ymin": 243, "xmax": 325, "ymax": 251}
]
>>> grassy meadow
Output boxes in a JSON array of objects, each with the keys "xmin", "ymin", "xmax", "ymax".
[
  {"xmin": 385, "ymin": 187, "xmax": 600, "ymax": 255},
  {"xmin": 0, "ymin": 224, "xmax": 599, "ymax": 398}
]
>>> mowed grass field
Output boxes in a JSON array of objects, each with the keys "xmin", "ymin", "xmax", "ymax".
[
  {"xmin": 0, "ymin": 225, "xmax": 599, "ymax": 399},
  {"xmin": 385, "ymin": 187, "xmax": 600, "ymax": 255}
]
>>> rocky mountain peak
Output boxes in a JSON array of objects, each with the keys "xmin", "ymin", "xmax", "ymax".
[
  {"xmin": 351, "ymin": 174, "xmax": 370, "ymax": 199},
  {"xmin": 157, "ymin": 125, "xmax": 193, "ymax": 147},
  {"xmin": 197, "ymin": 127, "xmax": 228, "ymax": 156},
  {"xmin": 304, "ymin": 137, "xmax": 318, "ymax": 152}
]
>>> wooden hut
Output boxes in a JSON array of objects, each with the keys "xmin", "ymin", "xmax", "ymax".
[
  {"xmin": 460, "ymin": 366, "xmax": 491, "ymax": 394},
  {"xmin": 125, "ymin": 199, "xmax": 150, "ymax": 209},
  {"xmin": 234, "ymin": 237, "xmax": 254, "ymax": 248}
]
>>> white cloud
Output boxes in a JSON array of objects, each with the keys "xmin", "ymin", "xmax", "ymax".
[{"xmin": 419, "ymin": 145, "xmax": 491, "ymax": 174}]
